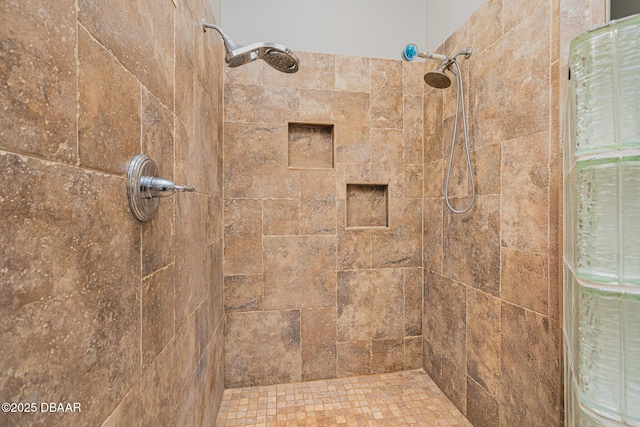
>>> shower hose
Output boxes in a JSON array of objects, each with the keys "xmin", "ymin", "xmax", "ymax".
[{"xmin": 445, "ymin": 58, "xmax": 476, "ymax": 214}]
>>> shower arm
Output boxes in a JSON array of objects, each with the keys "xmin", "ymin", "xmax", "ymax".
[{"xmin": 202, "ymin": 20, "xmax": 241, "ymax": 52}]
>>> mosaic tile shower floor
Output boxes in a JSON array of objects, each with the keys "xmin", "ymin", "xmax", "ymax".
[{"xmin": 215, "ymin": 369, "xmax": 473, "ymax": 427}]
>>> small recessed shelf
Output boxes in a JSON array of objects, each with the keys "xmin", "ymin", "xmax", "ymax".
[
  {"xmin": 287, "ymin": 122, "xmax": 334, "ymax": 170},
  {"xmin": 346, "ymin": 183, "xmax": 389, "ymax": 229}
]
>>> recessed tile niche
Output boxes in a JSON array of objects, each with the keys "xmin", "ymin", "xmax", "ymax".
[
  {"xmin": 346, "ymin": 184, "xmax": 389, "ymax": 228},
  {"xmin": 287, "ymin": 122, "xmax": 334, "ymax": 169}
]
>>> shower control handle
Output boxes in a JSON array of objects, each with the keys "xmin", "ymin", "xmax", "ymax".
[
  {"xmin": 140, "ymin": 176, "xmax": 195, "ymax": 199},
  {"xmin": 127, "ymin": 154, "xmax": 196, "ymax": 222}
]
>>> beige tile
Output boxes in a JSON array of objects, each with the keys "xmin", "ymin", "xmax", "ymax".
[
  {"xmin": 175, "ymin": 193, "xmax": 210, "ymax": 327},
  {"xmin": 404, "ymin": 164, "xmax": 424, "ymax": 199},
  {"xmin": 440, "ymin": 357, "xmax": 467, "ymax": 415},
  {"xmin": 443, "ymin": 195, "xmax": 500, "ymax": 295},
  {"xmin": 142, "ymin": 265, "xmax": 175, "ymax": 370},
  {"xmin": 371, "ymin": 128, "xmax": 404, "ymax": 198},
  {"xmin": 466, "ymin": 377, "xmax": 499, "ymax": 427},
  {"xmin": 263, "ymin": 199, "xmax": 300, "ymax": 236},
  {"xmin": 423, "ymin": 271, "xmax": 466, "ymax": 369},
  {"xmin": 501, "ymin": 5, "xmax": 550, "ymax": 141},
  {"xmin": 371, "ymin": 59, "xmax": 403, "ymax": 129},
  {"xmin": 263, "ymin": 236, "xmax": 337, "ymax": 310},
  {"xmin": 472, "ymin": 144, "xmax": 501, "ymax": 196},
  {"xmin": 335, "ymin": 162, "xmax": 372, "ymax": 200},
  {"xmin": 346, "ymin": 184, "xmax": 388, "ymax": 228},
  {"xmin": 503, "ymin": 0, "xmax": 547, "ymax": 33},
  {"xmin": 139, "ymin": 343, "xmax": 178, "ymax": 426},
  {"xmin": 501, "ymin": 248, "xmax": 549, "ymax": 314},
  {"xmin": 337, "ymin": 270, "xmax": 404, "ymax": 342},
  {"xmin": 78, "ymin": 27, "xmax": 140, "ymax": 175},
  {"xmin": 424, "ymin": 160, "xmax": 443, "ymax": 199},
  {"xmin": 404, "ymin": 268, "xmax": 423, "ymax": 337},
  {"xmin": 223, "ymin": 199, "xmax": 263, "ymax": 275},
  {"xmin": 336, "ymin": 55, "xmax": 370, "ymax": 92},
  {"xmin": 224, "ymin": 85, "xmax": 299, "ymax": 124},
  {"xmin": 263, "ymin": 51, "xmax": 335, "ymax": 90},
  {"xmin": 300, "ymin": 198, "xmax": 337, "ymax": 235},
  {"xmin": 175, "ymin": 0, "xmax": 196, "ymax": 131},
  {"xmin": 287, "ymin": 123, "xmax": 334, "ymax": 169},
  {"xmin": 223, "ymin": 57, "xmax": 263, "ymax": 86},
  {"xmin": 78, "ymin": 0, "xmax": 174, "ymax": 107},
  {"xmin": 1, "ymin": 0, "xmax": 77, "ymax": 163},
  {"xmin": 443, "ymin": 22, "xmax": 469, "ymax": 120},
  {"xmin": 193, "ymin": 79, "xmax": 221, "ymax": 196},
  {"xmin": 404, "ymin": 337, "xmax": 423, "ymax": 370},
  {"xmin": 469, "ymin": 0, "xmax": 503, "ymax": 56},
  {"xmin": 424, "ymin": 89, "xmax": 444, "ymax": 162},
  {"xmin": 0, "ymin": 153, "xmax": 140, "ymax": 426},
  {"xmin": 404, "ymin": 95, "xmax": 424, "ymax": 165},
  {"xmin": 423, "ymin": 199, "xmax": 443, "ymax": 274},
  {"xmin": 442, "ymin": 116, "xmax": 470, "ymax": 198},
  {"xmin": 501, "ymin": 131, "xmax": 549, "ymax": 253},
  {"xmin": 224, "ymin": 123, "xmax": 299, "ymax": 198},
  {"xmin": 301, "ymin": 308, "xmax": 337, "ymax": 381},
  {"xmin": 371, "ymin": 198, "xmax": 422, "ymax": 269},
  {"xmin": 225, "ymin": 311, "xmax": 302, "ymax": 387},
  {"xmin": 337, "ymin": 341, "xmax": 371, "ymax": 377},
  {"xmin": 466, "ymin": 288, "xmax": 501, "ymax": 398},
  {"xmin": 223, "ymin": 275, "xmax": 263, "ymax": 313},
  {"xmin": 404, "ymin": 60, "xmax": 426, "ymax": 94},
  {"xmin": 371, "ymin": 339, "xmax": 404, "ymax": 374},
  {"xmin": 337, "ymin": 200, "xmax": 372, "ymax": 270},
  {"xmin": 500, "ymin": 304, "xmax": 561, "ymax": 427}
]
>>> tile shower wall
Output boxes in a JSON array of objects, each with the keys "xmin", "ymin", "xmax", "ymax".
[
  {"xmin": 223, "ymin": 53, "xmax": 426, "ymax": 387},
  {"xmin": 422, "ymin": 0, "xmax": 605, "ymax": 426},
  {"xmin": 1, "ymin": 0, "xmax": 224, "ymax": 425}
]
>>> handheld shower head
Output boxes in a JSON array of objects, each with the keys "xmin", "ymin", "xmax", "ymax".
[{"xmin": 203, "ymin": 21, "xmax": 299, "ymax": 73}]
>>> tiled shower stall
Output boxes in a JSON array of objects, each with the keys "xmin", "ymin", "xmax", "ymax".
[{"xmin": 0, "ymin": 0, "xmax": 610, "ymax": 426}]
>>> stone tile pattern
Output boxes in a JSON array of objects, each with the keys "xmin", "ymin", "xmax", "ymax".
[
  {"xmin": 422, "ymin": 1, "xmax": 603, "ymax": 427},
  {"xmin": 215, "ymin": 369, "xmax": 472, "ymax": 427},
  {"xmin": 224, "ymin": 53, "xmax": 425, "ymax": 387},
  {"xmin": 0, "ymin": 0, "xmax": 225, "ymax": 425}
]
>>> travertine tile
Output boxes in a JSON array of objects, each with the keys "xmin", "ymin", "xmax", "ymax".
[
  {"xmin": 78, "ymin": 27, "xmax": 140, "ymax": 175},
  {"xmin": 337, "ymin": 270, "xmax": 404, "ymax": 342},
  {"xmin": 404, "ymin": 164, "xmax": 424, "ymax": 199},
  {"xmin": 1, "ymin": 0, "xmax": 77, "ymax": 163},
  {"xmin": 500, "ymin": 304, "xmax": 561, "ymax": 427},
  {"xmin": 467, "ymin": 377, "xmax": 499, "ymax": 427},
  {"xmin": 263, "ymin": 51, "xmax": 335, "ymax": 90},
  {"xmin": 371, "ymin": 128, "xmax": 404, "ymax": 198},
  {"xmin": 263, "ymin": 236, "xmax": 337, "ymax": 310},
  {"xmin": 337, "ymin": 200, "xmax": 372, "ymax": 270},
  {"xmin": 223, "ymin": 199, "xmax": 263, "ymax": 275},
  {"xmin": 225, "ymin": 311, "xmax": 302, "ymax": 388},
  {"xmin": 0, "ymin": 153, "xmax": 140, "ymax": 426},
  {"xmin": 346, "ymin": 184, "xmax": 388, "ymax": 228},
  {"xmin": 424, "ymin": 89, "xmax": 444, "ymax": 162},
  {"xmin": 300, "ymin": 198, "xmax": 337, "ymax": 235},
  {"xmin": 423, "ymin": 271, "xmax": 466, "ymax": 369},
  {"xmin": 194, "ymin": 79, "xmax": 221, "ymax": 196},
  {"xmin": 224, "ymin": 123, "xmax": 299, "ymax": 198},
  {"xmin": 222, "ymin": 56, "xmax": 263, "ymax": 86},
  {"xmin": 466, "ymin": 287, "xmax": 501, "ymax": 398},
  {"xmin": 501, "ymin": 131, "xmax": 549, "ymax": 253},
  {"xmin": 472, "ymin": 143, "xmax": 501, "ymax": 196},
  {"xmin": 371, "ymin": 59, "xmax": 403, "ymax": 129},
  {"xmin": 404, "ymin": 337, "xmax": 423, "ymax": 370},
  {"xmin": 404, "ymin": 60, "xmax": 426, "ymax": 94},
  {"xmin": 371, "ymin": 338, "xmax": 404, "ymax": 374},
  {"xmin": 404, "ymin": 268, "xmax": 423, "ymax": 337},
  {"xmin": 442, "ymin": 116, "xmax": 470, "ymax": 198},
  {"xmin": 301, "ymin": 308, "xmax": 337, "ymax": 381},
  {"xmin": 423, "ymin": 199, "xmax": 444, "ymax": 274},
  {"xmin": 236, "ymin": 285, "xmax": 265, "ymax": 344},
  {"xmin": 335, "ymin": 162, "xmax": 372, "ymax": 200},
  {"xmin": 336, "ymin": 55, "xmax": 370, "ymax": 92},
  {"xmin": 424, "ymin": 160, "xmax": 443, "ymax": 198},
  {"xmin": 372, "ymin": 198, "xmax": 422, "ymax": 268},
  {"xmin": 501, "ymin": 248, "xmax": 549, "ymax": 314},
  {"xmin": 503, "ymin": 0, "xmax": 547, "ymax": 33},
  {"xmin": 78, "ymin": 0, "xmax": 175, "ymax": 107},
  {"xmin": 175, "ymin": 0, "xmax": 196, "ymax": 130},
  {"xmin": 287, "ymin": 123, "xmax": 334, "ymax": 169},
  {"xmin": 142, "ymin": 265, "xmax": 175, "ymax": 370},
  {"xmin": 501, "ymin": 5, "xmax": 550, "ymax": 141},
  {"xmin": 469, "ymin": 0, "xmax": 503, "ymax": 56},
  {"xmin": 440, "ymin": 356, "xmax": 468, "ymax": 415},
  {"xmin": 337, "ymin": 341, "xmax": 371, "ymax": 377},
  {"xmin": 224, "ymin": 85, "xmax": 299, "ymax": 124},
  {"xmin": 175, "ymin": 193, "xmax": 211, "ymax": 327},
  {"xmin": 404, "ymin": 95, "xmax": 424, "ymax": 165},
  {"xmin": 443, "ymin": 195, "xmax": 500, "ymax": 295},
  {"xmin": 263, "ymin": 198, "xmax": 300, "ymax": 236}
]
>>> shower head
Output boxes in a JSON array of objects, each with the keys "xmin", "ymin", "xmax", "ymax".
[
  {"xmin": 424, "ymin": 65, "xmax": 452, "ymax": 89},
  {"xmin": 203, "ymin": 21, "xmax": 299, "ymax": 73}
]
